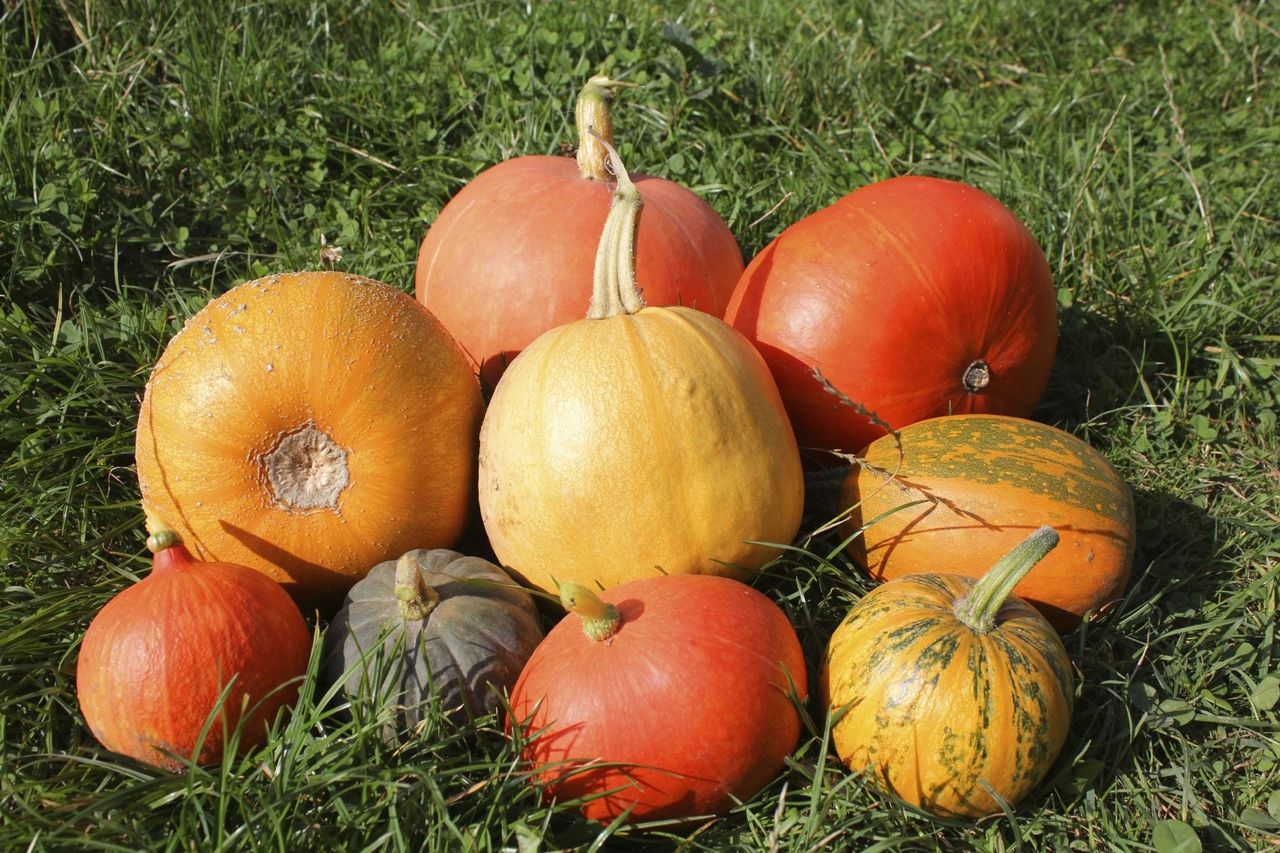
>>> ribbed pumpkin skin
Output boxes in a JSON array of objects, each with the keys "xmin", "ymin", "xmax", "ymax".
[
  {"xmin": 136, "ymin": 272, "xmax": 484, "ymax": 610},
  {"xmin": 820, "ymin": 573, "xmax": 1073, "ymax": 818},
  {"xmin": 510, "ymin": 575, "xmax": 807, "ymax": 823},
  {"xmin": 478, "ymin": 305, "xmax": 804, "ymax": 594},
  {"xmin": 843, "ymin": 414, "xmax": 1135, "ymax": 630},
  {"xmin": 77, "ymin": 544, "xmax": 311, "ymax": 771},
  {"xmin": 322, "ymin": 549, "xmax": 543, "ymax": 733},
  {"xmin": 726, "ymin": 176, "xmax": 1058, "ymax": 452},
  {"xmin": 416, "ymin": 156, "xmax": 744, "ymax": 386}
]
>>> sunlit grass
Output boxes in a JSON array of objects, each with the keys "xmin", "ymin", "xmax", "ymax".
[{"xmin": 2, "ymin": 0, "xmax": 1277, "ymax": 849}]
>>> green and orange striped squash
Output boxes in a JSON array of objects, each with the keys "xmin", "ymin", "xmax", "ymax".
[
  {"xmin": 821, "ymin": 526, "xmax": 1073, "ymax": 818},
  {"xmin": 841, "ymin": 414, "xmax": 1136, "ymax": 631}
]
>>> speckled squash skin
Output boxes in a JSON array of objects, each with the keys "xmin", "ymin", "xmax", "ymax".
[
  {"xmin": 76, "ymin": 534, "xmax": 311, "ymax": 771},
  {"xmin": 842, "ymin": 414, "xmax": 1136, "ymax": 631},
  {"xmin": 322, "ymin": 549, "xmax": 543, "ymax": 736},
  {"xmin": 135, "ymin": 271, "xmax": 485, "ymax": 610},
  {"xmin": 820, "ymin": 570, "xmax": 1073, "ymax": 818}
]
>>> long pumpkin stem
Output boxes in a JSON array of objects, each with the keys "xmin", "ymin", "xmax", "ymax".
[
  {"xmin": 395, "ymin": 553, "xmax": 440, "ymax": 621},
  {"xmin": 585, "ymin": 134, "xmax": 645, "ymax": 320},
  {"xmin": 559, "ymin": 581, "xmax": 622, "ymax": 642},
  {"xmin": 574, "ymin": 75, "xmax": 637, "ymax": 181},
  {"xmin": 953, "ymin": 526, "xmax": 1059, "ymax": 633}
]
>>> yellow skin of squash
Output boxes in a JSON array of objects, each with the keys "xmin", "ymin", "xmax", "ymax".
[
  {"xmin": 821, "ymin": 532, "xmax": 1074, "ymax": 818},
  {"xmin": 476, "ymin": 143, "xmax": 803, "ymax": 595},
  {"xmin": 478, "ymin": 304, "xmax": 805, "ymax": 594}
]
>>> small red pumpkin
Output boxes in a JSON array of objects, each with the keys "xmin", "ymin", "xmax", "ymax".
[
  {"xmin": 509, "ymin": 576, "xmax": 806, "ymax": 824},
  {"xmin": 726, "ymin": 176, "xmax": 1058, "ymax": 452},
  {"xmin": 416, "ymin": 75, "xmax": 743, "ymax": 387},
  {"xmin": 76, "ymin": 526, "xmax": 311, "ymax": 770}
]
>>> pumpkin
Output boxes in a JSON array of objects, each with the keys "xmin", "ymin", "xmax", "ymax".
[
  {"xmin": 842, "ymin": 414, "xmax": 1135, "ymax": 631},
  {"xmin": 725, "ymin": 176, "xmax": 1058, "ymax": 452},
  {"xmin": 477, "ymin": 142, "xmax": 804, "ymax": 595},
  {"xmin": 76, "ymin": 526, "xmax": 311, "ymax": 771},
  {"xmin": 415, "ymin": 74, "xmax": 744, "ymax": 387},
  {"xmin": 135, "ymin": 271, "xmax": 485, "ymax": 610},
  {"xmin": 322, "ymin": 549, "xmax": 543, "ymax": 737},
  {"xmin": 821, "ymin": 525, "xmax": 1073, "ymax": 818},
  {"xmin": 510, "ymin": 576, "xmax": 807, "ymax": 823}
]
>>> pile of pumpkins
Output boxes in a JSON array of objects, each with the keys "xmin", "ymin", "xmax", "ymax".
[{"xmin": 76, "ymin": 76, "xmax": 1136, "ymax": 824}]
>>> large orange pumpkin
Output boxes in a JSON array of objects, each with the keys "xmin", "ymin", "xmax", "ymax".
[
  {"xmin": 842, "ymin": 414, "xmax": 1136, "ymax": 631},
  {"xmin": 416, "ymin": 75, "xmax": 744, "ymax": 387},
  {"xmin": 477, "ymin": 144, "xmax": 803, "ymax": 595},
  {"xmin": 726, "ymin": 176, "xmax": 1058, "ymax": 452},
  {"xmin": 135, "ymin": 271, "xmax": 484, "ymax": 610}
]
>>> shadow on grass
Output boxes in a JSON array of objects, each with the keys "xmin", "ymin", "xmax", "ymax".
[{"xmin": 1057, "ymin": 483, "xmax": 1247, "ymax": 847}]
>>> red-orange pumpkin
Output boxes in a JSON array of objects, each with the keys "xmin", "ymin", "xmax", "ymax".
[
  {"xmin": 726, "ymin": 176, "xmax": 1058, "ymax": 452},
  {"xmin": 76, "ymin": 527, "xmax": 311, "ymax": 770},
  {"xmin": 509, "ymin": 576, "xmax": 806, "ymax": 824},
  {"xmin": 416, "ymin": 75, "xmax": 743, "ymax": 387}
]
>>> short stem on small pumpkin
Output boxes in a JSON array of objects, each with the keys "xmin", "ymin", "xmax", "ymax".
[
  {"xmin": 953, "ymin": 526, "xmax": 1059, "ymax": 633},
  {"xmin": 145, "ymin": 527, "xmax": 182, "ymax": 555},
  {"xmin": 574, "ymin": 75, "xmax": 637, "ymax": 181},
  {"xmin": 559, "ymin": 581, "xmax": 622, "ymax": 642},
  {"xmin": 585, "ymin": 133, "xmax": 645, "ymax": 320},
  {"xmin": 395, "ymin": 554, "xmax": 440, "ymax": 621}
]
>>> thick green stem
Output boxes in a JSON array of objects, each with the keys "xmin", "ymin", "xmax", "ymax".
[
  {"xmin": 559, "ymin": 582, "xmax": 622, "ymax": 642},
  {"xmin": 585, "ymin": 134, "xmax": 645, "ymax": 320},
  {"xmin": 953, "ymin": 526, "xmax": 1059, "ymax": 633},
  {"xmin": 575, "ymin": 75, "xmax": 635, "ymax": 180},
  {"xmin": 395, "ymin": 553, "xmax": 440, "ymax": 621}
]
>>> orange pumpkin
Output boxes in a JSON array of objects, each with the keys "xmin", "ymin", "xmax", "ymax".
[
  {"xmin": 415, "ymin": 75, "xmax": 743, "ymax": 387},
  {"xmin": 135, "ymin": 271, "xmax": 484, "ymax": 610},
  {"xmin": 77, "ymin": 526, "xmax": 311, "ymax": 771},
  {"xmin": 842, "ymin": 414, "xmax": 1136, "ymax": 630}
]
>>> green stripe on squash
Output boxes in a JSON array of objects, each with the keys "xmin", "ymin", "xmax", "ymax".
[{"xmin": 842, "ymin": 413, "xmax": 1136, "ymax": 631}]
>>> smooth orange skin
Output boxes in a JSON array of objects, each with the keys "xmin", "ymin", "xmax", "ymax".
[
  {"xmin": 726, "ymin": 176, "xmax": 1058, "ymax": 452},
  {"xmin": 76, "ymin": 544, "xmax": 311, "ymax": 771},
  {"xmin": 135, "ymin": 271, "xmax": 484, "ymax": 611},
  {"xmin": 509, "ymin": 575, "xmax": 807, "ymax": 824},
  {"xmin": 415, "ymin": 155, "xmax": 744, "ymax": 388},
  {"xmin": 842, "ymin": 414, "xmax": 1136, "ymax": 631}
]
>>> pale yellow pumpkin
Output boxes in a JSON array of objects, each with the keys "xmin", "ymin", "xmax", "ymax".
[
  {"xmin": 136, "ymin": 271, "xmax": 484, "ymax": 610},
  {"xmin": 477, "ymin": 144, "xmax": 804, "ymax": 595}
]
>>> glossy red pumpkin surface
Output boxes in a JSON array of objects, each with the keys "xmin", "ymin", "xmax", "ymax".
[
  {"xmin": 76, "ymin": 532, "xmax": 311, "ymax": 770},
  {"xmin": 509, "ymin": 575, "xmax": 806, "ymax": 824},
  {"xmin": 416, "ymin": 154, "xmax": 743, "ymax": 387},
  {"xmin": 726, "ymin": 176, "xmax": 1058, "ymax": 452}
]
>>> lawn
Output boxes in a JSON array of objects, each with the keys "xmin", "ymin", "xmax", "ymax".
[{"xmin": 2, "ymin": 0, "xmax": 1278, "ymax": 849}]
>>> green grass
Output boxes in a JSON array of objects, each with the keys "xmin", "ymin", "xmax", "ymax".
[{"xmin": 2, "ymin": 0, "xmax": 1278, "ymax": 849}]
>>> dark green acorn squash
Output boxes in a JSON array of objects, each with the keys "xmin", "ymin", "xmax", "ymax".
[{"xmin": 323, "ymin": 549, "xmax": 543, "ymax": 735}]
